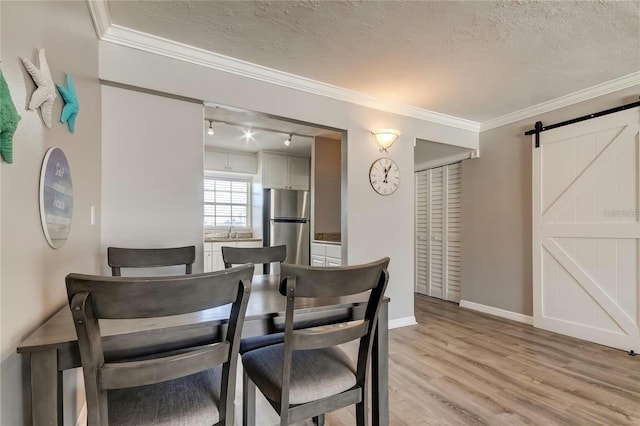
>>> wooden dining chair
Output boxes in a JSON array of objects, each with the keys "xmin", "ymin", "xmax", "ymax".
[
  {"xmin": 107, "ymin": 245, "xmax": 196, "ymax": 276},
  {"xmin": 222, "ymin": 244, "xmax": 288, "ymax": 356},
  {"xmin": 241, "ymin": 258, "xmax": 390, "ymax": 426},
  {"xmin": 222, "ymin": 244, "xmax": 286, "ymax": 274},
  {"xmin": 66, "ymin": 265, "xmax": 253, "ymax": 426}
]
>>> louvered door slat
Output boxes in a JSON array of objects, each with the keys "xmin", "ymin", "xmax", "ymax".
[
  {"xmin": 415, "ymin": 162, "xmax": 462, "ymax": 302},
  {"xmin": 447, "ymin": 163, "xmax": 462, "ymax": 302},
  {"xmin": 415, "ymin": 171, "xmax": 430, "ymax": 295}
]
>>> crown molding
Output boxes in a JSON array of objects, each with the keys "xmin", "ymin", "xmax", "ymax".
[
  {"xmin": 86, "ymin": 0, "xmax": 111, "ymax": 39},
  {"xmin": 102, "ymin": 24, "xmax": 482, "ymax": 132},
  {"xmin": 87, "ymin": 1, "xmax": 480, "ymax": 132},
  {"xmin": 480, "ymin": 72, "xmax": 640, "ymax": 132},
  {"xmin": 87, "ymin": 1, "xmax": 636, "ymax": 135}
]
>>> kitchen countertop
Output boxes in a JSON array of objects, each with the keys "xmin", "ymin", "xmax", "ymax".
[
  {"xmin": 312, "ymin": 240, "xmax": 341, "ymax": 246},
  {"xmin": 313, "ymin": 232, "xmax": 341, "ymax": 244},
  {"xmin": 205, "ymin": 237, "xmax": 263, "ymax": 243}
]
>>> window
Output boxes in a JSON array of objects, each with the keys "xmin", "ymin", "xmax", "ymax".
[{"xmin": 204, "ymin": 176, "xmax": 251, "ymax": 228}]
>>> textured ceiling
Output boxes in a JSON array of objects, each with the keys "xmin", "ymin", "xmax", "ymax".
[{"xmin": 108, "ymin": 1, "xmax": 640, "ymax": 122}]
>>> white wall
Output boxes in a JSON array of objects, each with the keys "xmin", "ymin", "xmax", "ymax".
[
  {"xmin": 1, "ymin": 2, "xmax": 102, "ymax": 425},
  {"xmin": 99, "ymin": 41, "xmax": 479, "ymax": 322},
  {"xmin": 101, "ymin": 85, "xmax": 204, "ymax": 275}
]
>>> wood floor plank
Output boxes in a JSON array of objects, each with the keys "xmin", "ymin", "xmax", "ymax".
[{"xmin": 236, "ymin": 295, "xmax": 639, "ymax": 425}]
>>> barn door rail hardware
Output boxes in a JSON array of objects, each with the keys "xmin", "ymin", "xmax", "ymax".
[{"xmin": 525, "ymin": 98, "xmax": 640, "ymax": 148}]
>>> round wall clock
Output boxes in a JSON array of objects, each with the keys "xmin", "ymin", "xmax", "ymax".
[{"xmin": 369, "ymin": 157, "xmax": 400, "ymax": 196}]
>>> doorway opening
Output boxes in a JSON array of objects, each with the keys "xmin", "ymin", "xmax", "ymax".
[
  {"xmin": 414, "ymin": 139, "xmax": 477, "ymax": 302},
  {"xmin": 202, "ymin": 102, "xmax": 347, "ymax": 273}
]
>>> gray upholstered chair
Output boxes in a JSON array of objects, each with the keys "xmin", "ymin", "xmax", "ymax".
[
  {"xmin": 66, "ymin": 265, "xmax": 253, "ymax": 426},
  {"xmin": 107, "ymin": 245, "xmax": 196, "ymax": 276},
  {"xmin": 222, "ymin": 244, "xmax": 286, "ymax": 274},
  {"xmin": 241, "ymin": 258, "xmax": 390, "ymax": 426}
]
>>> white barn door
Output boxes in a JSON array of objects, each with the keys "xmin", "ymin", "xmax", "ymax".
[
  {"xmin": 533, "ymin": 108, "xmax": 640, "ymax": 352},
  {"xmin": 415, "ymin": 163, "xmax": 462, "ymax": 302}
]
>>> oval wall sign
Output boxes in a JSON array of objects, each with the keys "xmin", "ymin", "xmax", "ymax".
[{"xmin": 39, "ymin": 147, "xmax": 73, "ymax": 249}]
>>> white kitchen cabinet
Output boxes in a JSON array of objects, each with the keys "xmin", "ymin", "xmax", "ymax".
[
  {"xmin": 204, "ymin": 240, "xmax": 263, "ymax": 273},
  {"xmin": 261, "ymin": 153, "xmax": 288, "ymax": 188},
  {"xmin": 204, "ymin": 242, "xmax": 226, "ymax": 272},
  {"xmin": 326, "ymin": 257, "xmax": 342, "ymax": 267},
  {"xmin": 310, "ymin": 242, "xmax": 342, "ymax": 267},
  {"xmin": 288, "ymin": 156, "xmax": 310, "ymax": 190},
  {"xmin": 227, "ymin": 153, "xmax": 257, "ymax": 173},
  {"xmin": 204, "ymin": 149, "xmax": 257, "ymax": 174},
  {"xmin": 261, "ymin": 153, "xmax": 309, "ymax": 190},
  {"xmin": 204, "ymin": 250, "xmax": 213, "ymax": 272}
]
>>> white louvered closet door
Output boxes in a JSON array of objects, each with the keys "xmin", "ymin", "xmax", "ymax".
[{"xmin": 415, "ymin": 163, "xmax": 462, "ymax": 302}]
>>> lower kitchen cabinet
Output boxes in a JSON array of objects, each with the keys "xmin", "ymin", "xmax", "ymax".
[
  {"xmin": 204, "ymin": 240, "xmax": 262, "ymax": 273},
  {"xmin": 310, "ymin": 242, "xmax": 342, "ymax": 267}
]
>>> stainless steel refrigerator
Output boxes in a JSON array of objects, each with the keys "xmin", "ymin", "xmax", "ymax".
[{"xmin": 263, "ymin": 188, "xmax": 310, "ymax": 273}]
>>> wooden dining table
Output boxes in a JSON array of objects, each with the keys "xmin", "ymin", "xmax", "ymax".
[{"xmin": 18, "ymin": 274, "xmax": 389, "ymax": 426}]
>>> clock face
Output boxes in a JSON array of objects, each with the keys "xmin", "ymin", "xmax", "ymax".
[{"xmin": 369, "ymin": 158, "xmax": 400, "ymax": 195}]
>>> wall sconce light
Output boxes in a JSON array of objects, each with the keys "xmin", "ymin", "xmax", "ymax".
[
  {"xmin": 206, "ymin": 120, "xmax": 214, "ymax": 136},
  {"xmin": 371, "ymin": 129, "xmax": 401, "ymax": 151},
  {"xmin": 284, "ymin": 134, "xmax": 292, "ymax": 146}
]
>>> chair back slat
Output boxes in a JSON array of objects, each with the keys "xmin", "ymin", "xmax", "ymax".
[
  {"xmin": 222, "ymin": 245, "xmax": 286, "ymax": 272},
  {"xmin": 291, "ymin": 320, "xmax": 369, "ymax": 351},
  {"xmin": 108, "ymin": 246, "xmax": 195, "ymax": 276},
  {"xmin": 67, "ymin": 264, "xmax": 252, "ymax": 426},
  {"xmin": 99, "ymin": 343, "xmax": 230, "ymax": 390},
  {"xmin": 273, "ymin": 257, "xmax": 390, "ymax": 423},
  {"xmin": 280, "ymin": 258, "xmax": 388, "ymax": 298},
  {"xmin": 67, "ymin": 265, "xmax": 252, "ymax": 319}
]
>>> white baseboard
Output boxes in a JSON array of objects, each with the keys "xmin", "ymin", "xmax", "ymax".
[
  {"xmin": 76, "ymin": 402, "xmax": 87, "ymax": 426},
  {"xmin": 459, "ymin": 300, "xmax": 533, "ymax": 325},
  {"xmin": 389, "ymin": 316, "xmax": 418, "ymax": 329}
]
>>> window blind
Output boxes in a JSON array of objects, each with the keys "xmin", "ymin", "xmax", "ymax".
[{"xmin": 204, "ymin": 176, "xmax": 250, "ymax": 228}]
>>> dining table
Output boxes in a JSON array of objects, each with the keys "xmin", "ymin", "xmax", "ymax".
[{"xmin": 17, "ymin": 273, "xmax": 389, "ymax": 426}]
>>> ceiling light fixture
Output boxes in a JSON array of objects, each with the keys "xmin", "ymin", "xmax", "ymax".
[
  {"xmin": 206, "ymin": 120, "xmax": 214, "ymax": 136},
  {"xmin": 371, "ymin": 129, "xmax": 401, "ymax": 152},
  {"xmin": 284, "ymin": 134, "xmax": 292, "ymax": 146},
  {"xmin": 243, "ymin": 129, "xmax": 255, "ymax": 141}
]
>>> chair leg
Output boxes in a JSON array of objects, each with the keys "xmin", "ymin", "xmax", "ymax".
[
  {"xmin": 243, "ymin": 369, "xmax": 256, "ymax": 426},
  {"xmin": 356, "ymin": 402, "xmax": 369, "ymax": 426},
  {"xmin": 313, "ymin": 414, "xmax": 325, "ymax": 425},
  {"xmin": 356, "ymin": 397, "xmax": 368, "ymax": 426}
]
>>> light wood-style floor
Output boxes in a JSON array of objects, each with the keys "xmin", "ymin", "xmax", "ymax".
[{"xmin": 240, "ymin": 295, "xmax": 640, "ymax": 425}]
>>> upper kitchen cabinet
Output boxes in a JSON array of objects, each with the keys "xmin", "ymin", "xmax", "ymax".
[
  {"xmin": 204, "ymin": 149, "xmax": 257, "ymax": 174},
  {"xmin": 260, "ymin": 152, "xmax": 310, "ymax": 190},
  {"xmin": 288, "ymin": 156, "xmax": 311, "ymax": 190}
]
